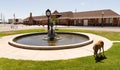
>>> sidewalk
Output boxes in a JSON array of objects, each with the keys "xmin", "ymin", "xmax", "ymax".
[
  {"xmin": 60, "ymin": 26, "xmax": 120, "ymax": 32},
  {"xmin": 0, "ymin": 33, "xmax": 112, "ymax": 61},
  {"xmin": 0, "ymin": 24, "xmax": 120, "ymax": 32},
  {"xmin": 0, "ymin": 24, "xmax": 41, "ymax": 32}
]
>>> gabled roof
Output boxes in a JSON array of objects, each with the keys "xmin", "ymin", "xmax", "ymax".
[
  {"xmin": 24, "ymin": 9, "xmax": 120, "ymax": 21},
  {"xmin": 60, "ymin": 11, "xmax": 73, "ymax": 18},
  {"xmin": 24, "ymin": 16, "xmax": 47, "ymax": 21},
  {"xmin": 52, "ymin": 10, "xmax": 59, "ymax": 14},
  {"xmin": 33, "ymin": 16, "xmax": 47, "ymax": 21},
  {"xmin": 73, "ymin": 9, "xmax": 120, "ymax": 19},
  {"xmin": 24, "ymin": 11, "xmax": 74, "ymax": 21},
  {"xmin": 51, "ymin": 10, "xmax": 73, "ymax": 17},
  {"xmin": 53, "ymin": 11, "xmax": 73, "ymax": 19}
]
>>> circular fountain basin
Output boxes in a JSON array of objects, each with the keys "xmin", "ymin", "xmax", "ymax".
[{"xmin": 8, "ymin": 32, "xmax": 93, "ymax": 50}]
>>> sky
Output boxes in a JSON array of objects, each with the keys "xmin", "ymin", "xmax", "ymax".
[{"xmin": 0, "ymin": 0, "xmax": 120, "ymax": 21}]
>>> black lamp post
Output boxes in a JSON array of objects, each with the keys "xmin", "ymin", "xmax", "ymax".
[
  {"xmin": 46, "ymin": 9, "xmax": 51, "ymax": 31},
  {"xmin": 102, "ymin": 11, "xmax": 104, "ymax": 27}
]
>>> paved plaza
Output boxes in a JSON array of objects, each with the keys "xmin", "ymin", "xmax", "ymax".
[{"xmin": 0, "ymin": 24, "xmax": 120, "ymax": 61}]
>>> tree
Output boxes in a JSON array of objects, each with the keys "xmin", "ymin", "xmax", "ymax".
[{"xmin": 51, "ymin": 17, "xmax": 58, "ymax": 24}]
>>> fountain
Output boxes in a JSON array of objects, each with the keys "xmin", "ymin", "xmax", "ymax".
[
  {"xmin": 8, "ymin": 9, "xmax": 93, "ymax": 50},
  {"xmin": 46, "ymin": 9, "xmax": 60, "ymax": 41},
  {"xmin": 48, "ymin": 22, "xmax": 56, "ymax": 41}
]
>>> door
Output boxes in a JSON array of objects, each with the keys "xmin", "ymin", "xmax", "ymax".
[{"xmin": 84, "ymin": 20, "xmax": 88, "ymax": 26}]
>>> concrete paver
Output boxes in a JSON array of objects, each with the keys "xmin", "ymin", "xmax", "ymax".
[{"xmin": 0, "ymin": 33, "xmax": 112, "ymax": 61}]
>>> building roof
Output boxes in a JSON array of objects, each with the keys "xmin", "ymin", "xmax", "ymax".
[
  {"xmin": 73, "ymin": 9, "xmax": 120, "ymax": 19},
  {"xmin": 24, "ymin": 9, "xmax": 120, "ymax": 21},
  {"xmin": 52, "ymin": 10, "xmax": 59, "ymax": 15},
  {"xmin": 33, "ymin": 16, "xmax": 47, "ymax": 21},
  {"xmin": 24, "ymin": 16, "xmax": 47, "ymax": 21},
  {"xmin": 60, "ymin": 11, "xmax": 73, "ymax": 18},
  {"xmin": 24, "ymin": 11, "xmax": 74, "ymax": 21}
]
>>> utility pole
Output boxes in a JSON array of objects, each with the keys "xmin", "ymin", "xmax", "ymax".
[
  {"xmin": 0, "ymin": 13, "xmax": 2, "ymax": 24},
  {"xmin": 74, "ymin": 9, "xmax": 77, "ymax": 26},
  {"xmin": 2, "ymin": 14, "xmax": 5, "ymax": 24},
  {"xmin": 101, "ymin": 11, "xmax": 104, "ymax": 27},
  {"xmin": 13, "ymin": 13, "xmax": 16, "ymax": 24}
]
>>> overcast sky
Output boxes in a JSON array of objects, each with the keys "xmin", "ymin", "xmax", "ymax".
[{"xmin": 0, "ymin": 0, "xmax": 120, "ymax": 21}]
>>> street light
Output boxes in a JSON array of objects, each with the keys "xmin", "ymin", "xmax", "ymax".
[
  {"xmin": 102, "ymin": 11, "xmax": 104, "ymax": 27},
  {"xmin": 46, "ymin": 9, "xmax": 51, "ymax": 31}
]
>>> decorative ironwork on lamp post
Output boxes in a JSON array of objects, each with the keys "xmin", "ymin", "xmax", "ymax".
[
  {"xmin": 101, "ymin": 11, "xmax": 104, "ymax": 27},
  {"xmin": 46, "ymin": 9, "xmax": 51, "ymax": 31}
]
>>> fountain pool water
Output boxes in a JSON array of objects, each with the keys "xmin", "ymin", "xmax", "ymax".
[{"xmin": 9, "ymin": 32, "xmax": 93, "ymax": 50}]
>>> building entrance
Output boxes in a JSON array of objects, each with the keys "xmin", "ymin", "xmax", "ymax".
[{"xmin": 84, "ymin": 20, "xmax": 88, "ymax": 26}]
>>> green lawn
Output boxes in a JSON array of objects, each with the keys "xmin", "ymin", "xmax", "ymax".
[
  {"xmin": 0, "ymin": 29, "xmax": 120, "ymax": 70},
  {"xmin": 0, "ymin": 29, "xmax": 45, "ymax": 37},
  {"xmin": 57, "ymin": 29, "xmax": 120, "ymax": 40}
]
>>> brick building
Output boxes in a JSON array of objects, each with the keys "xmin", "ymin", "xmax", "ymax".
[{"xmin": 24, "ymin": 9, "xmax": 120, "ymax": 26}]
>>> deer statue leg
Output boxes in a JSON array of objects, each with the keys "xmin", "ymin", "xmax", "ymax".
[
  {"xmin": 102, "ymin": 47, "xmax": 104, "ymax": 56},
  {"xmin": 100, "ymin": 40, "xmax": 104, "ymax": 56}
]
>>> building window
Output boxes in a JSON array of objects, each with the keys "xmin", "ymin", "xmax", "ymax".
[
  {"xmin": 98, "ymin": 18, "xmax": 102, "ymax": 23},
  {"xmin": 74, "ymin": 19, "xmax": 76, "ymax": 25},
  {"xmin": 110, "ymin": 18, "xmax": 113, "ymax": 23},
  {"xmin": 90, "ymin": 19, "xmax": 94, "ymax": 23},
  {"xmin": 79, "ymin": 19, "xmax": 81, "ymax": 23},
  {"xmin": 106, "ymin": 18, "xmax": 110, "ymax": 23}
]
